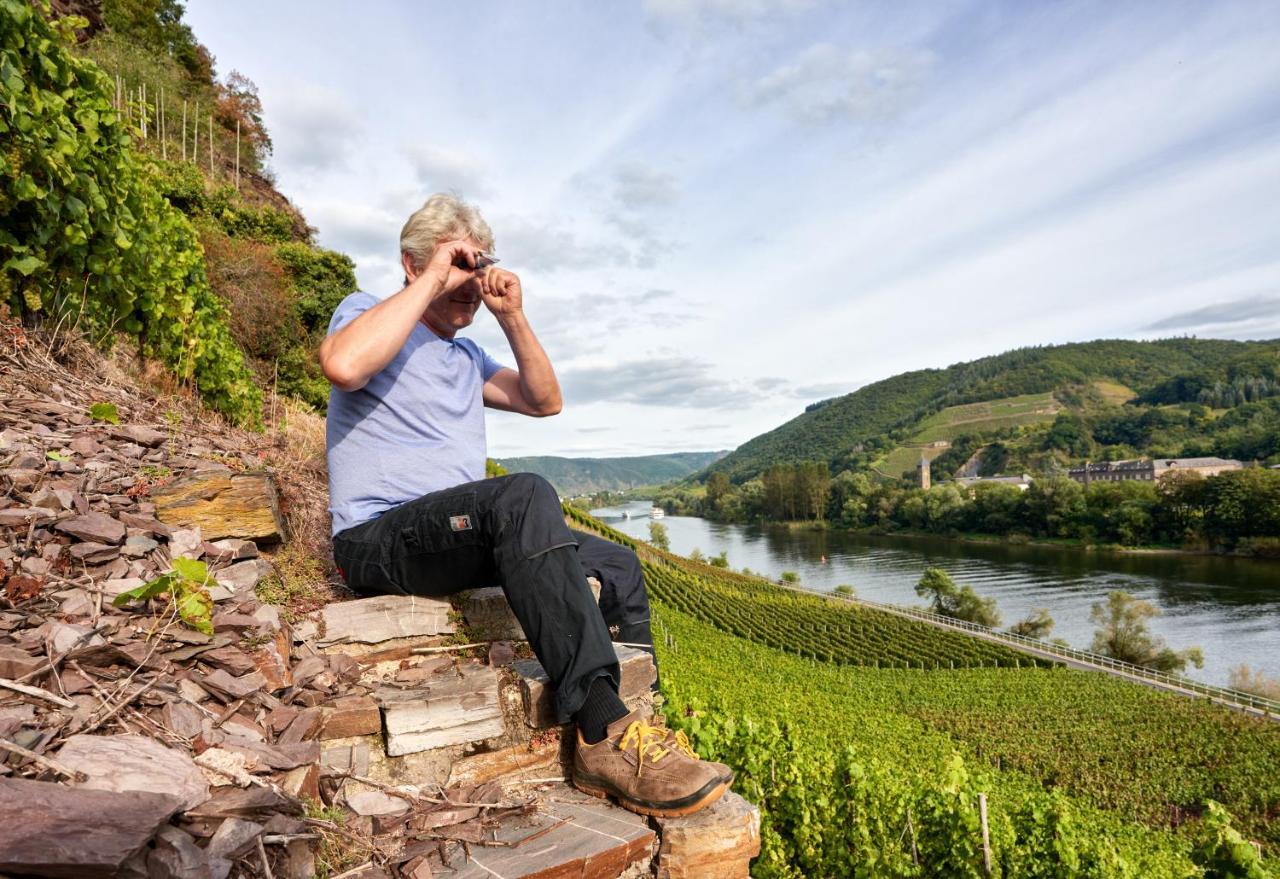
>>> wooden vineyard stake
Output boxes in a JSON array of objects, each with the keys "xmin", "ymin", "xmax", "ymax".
[
  {"xmin": 181, "ymin": 100, "xmax": 187, "ymax": 161},
  {"xmin": 192, "ymin": 102, "xmax": 198, "ymax": 163},
  {"xmin": 235, "ymin": 119, "xmax": 240, "ymax": 189},
  {"xmin": 979, "ymin": 793, "xmax": 992, "ymax": 876},
  {"xmin": 208, "ymin": 114, "xmax": 214, "ymax": 175},
  {"xmin": 159, "ymin": 86, "xmax": 166, "ymax": 159}
]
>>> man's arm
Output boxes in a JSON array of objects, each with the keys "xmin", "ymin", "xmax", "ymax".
[
  {"xmin": 319, "ymin": 240, "xmax": 479, "ymax": 392},
  {"xmin": 481, "ymin": 269, "xmax": 563, "ymax": 417}
]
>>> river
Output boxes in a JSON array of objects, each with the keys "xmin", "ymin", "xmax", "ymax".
[{"xmin": 592, "ymin": 500, "xmax": 1280, "ymax": 687}]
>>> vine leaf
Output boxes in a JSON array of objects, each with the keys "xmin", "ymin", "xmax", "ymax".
[{"xmin": 87, "ymin": 402, "xmax": 120, "ymax": 424}]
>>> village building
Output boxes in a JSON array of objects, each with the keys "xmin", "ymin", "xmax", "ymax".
[
  {"xmin": 1067, "ymin": 456, "xmax": 1243, "ymax": 484},
  {"xmin": 955, "ymin": 474, "xmax": 1034, "ymax": 491}
]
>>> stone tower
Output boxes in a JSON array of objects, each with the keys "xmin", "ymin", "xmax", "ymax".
[{"xmin": 917, "ymin": 453, "xmax": 931, "ymax": 490}]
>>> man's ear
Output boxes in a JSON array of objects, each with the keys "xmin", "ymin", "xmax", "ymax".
[{"xmin": 401, "ymin": 251, "xmax": 420, "ymax": 285}]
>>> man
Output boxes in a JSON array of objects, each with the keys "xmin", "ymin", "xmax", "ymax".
[{"xmin": 319, "ymin": 193, "xmax": 730, "ymax": 818}]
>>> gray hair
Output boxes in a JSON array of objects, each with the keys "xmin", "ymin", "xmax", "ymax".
[{"xmin": 399, "ymin": 193, "xmax": 495, "ymax": 274}]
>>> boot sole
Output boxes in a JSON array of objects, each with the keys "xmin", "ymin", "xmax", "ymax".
[{"xmin": 572, "ymin": 772, "xmax": 728, "ymax": 818}]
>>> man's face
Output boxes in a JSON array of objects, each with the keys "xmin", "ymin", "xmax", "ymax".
[{"xmin": 421, "ymin": 236, "xmax": 485, "ymax": 338}]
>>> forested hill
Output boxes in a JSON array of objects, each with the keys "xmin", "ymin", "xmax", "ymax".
[
  {"xmin": 499, "ymin": 451, "xmax": 727, "ymax": 495},
  {"xmin": 705, "ymin": 338, "xmax": 1280, "ymax": 482}
]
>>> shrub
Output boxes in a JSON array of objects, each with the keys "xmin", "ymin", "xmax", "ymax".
[
  {"xmin": 199, "ymin": 228, "xmax": 295, "ymax": 360},
  {"xmin": 275, "ymin": 241, "xmax": 357, "ymax": 333},
  {"xmin": 0, "ymin": 2, "xmax": 260, "ymax": 424}
]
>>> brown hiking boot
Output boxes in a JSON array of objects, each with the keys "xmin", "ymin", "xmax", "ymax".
[{"xmin": 573, "ymin": 709, "xmax": 729, "ymax": 818}]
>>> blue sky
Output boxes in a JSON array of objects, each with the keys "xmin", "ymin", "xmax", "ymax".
[{"xmin": 185, "ymin": 0, "xmax": 1280, "ymax": 459}]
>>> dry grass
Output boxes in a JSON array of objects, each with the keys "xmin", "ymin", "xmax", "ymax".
[{"xmin": 256, "ymin": 541, "xmax": 336, "ymax": 621}]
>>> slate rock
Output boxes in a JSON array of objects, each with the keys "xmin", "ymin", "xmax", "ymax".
[
  {"xmin": 147, "ymin": 825, "xmax": 211, "ymax": 879},
  {"xmin": 153, "ymin": 472, "xmax": 284, "ymax": 542},
  {"xmin": 55, "ymin": 511, "xmax": 126, "ymax": 545},
  {"xmin": 111, "ymin": 425, "xmax": 168, "ymax": 447},
  {"xmin": 0, "ymin": 777, "xmax": 183, "ymax": 879},
  {"xmin": 58, "ymin": 733, "xmax": 211, "ymax": 811}
]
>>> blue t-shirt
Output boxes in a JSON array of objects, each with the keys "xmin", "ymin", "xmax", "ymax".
[{"xmin": 325, "ymin": 292, "xmax": 506, "ymax": 535}]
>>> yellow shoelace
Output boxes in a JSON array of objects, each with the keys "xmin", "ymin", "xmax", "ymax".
[
  {"xmin": 618, "ymin": 719, "xmax": 673, "ymax": 777},
  {"xmin": 670, "ymin": 729, "xmax": 699, "ymax": 760}
]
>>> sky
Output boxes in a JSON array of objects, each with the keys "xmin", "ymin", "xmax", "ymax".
[{"xmin": 184, "ymin": 0, "xmax": 1280, "ymax": 459}]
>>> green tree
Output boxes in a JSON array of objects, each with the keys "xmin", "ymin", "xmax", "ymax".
[
  {"xmin": 1009, "ymin": 608, "xmax": 1054, "ymax": 639},
  {"xmin": 1089, "ymin": 591, "xmax": 1204, "ymax": 672},
  {"xmin": 833, "ymin": 584, "xmax": 856, "ymax": 598},
  {"xmin": 705, "ymin": 471, "xmax": 731, "ymax": 516},
  {"xmin": 648, "ymin": 521, "xmax": 669, "ymax": 552},
  {"xmin": 916, "ymin": 567, "xmax": 1001, "ymax": 626},
  {"xmin": 915, "ymin": 567, "xmax": 959, "ymax": 614},
  {"xmin": 709, "ymin": 550, "xmax": 729, "ymax": 568}
]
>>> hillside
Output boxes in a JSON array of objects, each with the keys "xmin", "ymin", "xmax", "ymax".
[
  {"xmin": 706, "ymin": 338, "xmax": 1280, "ymax": 483},
  {"xmin": 497, "ymin": 451, "xmax": 727, "ymax": 495},
  {"xmin": 3, "ymin": 0, "xmax": 356, "ymax": 426}
]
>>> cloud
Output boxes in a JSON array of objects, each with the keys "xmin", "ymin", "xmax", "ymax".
[
  {"xmin": 306, "ymin": 200, "xmax": 399, "ymax": 256},
  {"xmin": 790, "ymin": 381, "xmax": 852, "ymax": 400},
  {"xmin": 404, "ymin": 146, "xmax": 489, "ymax": 196},
  {"xmin": 746, "ymin": 43, "xmax": 935, "ymax": 123},
  {"xmin": 1143, "ymin": 294, "xmax": 1280, "ymax": 333},
  {"xmin": 270, "ymin": 83, "xmax": 361, "ymax": 174},
  {"xmin": 497, "ymin": 217, "xmax": 632, "ymax": 273},
  {"xmin": 612, "ymin": 162, "xmax": 681, "ymax": 209},
  {"xmin": 518, "ymin": 290, "xmax": 702, "ymax": 359},
  {"xmin": 644, "ymin": 0, "xmax": 812, "ymax": 26},
  {"xmin": 754, "ymin": 376, "xmax": 790, "ymax": 391},
  {"xmin": 559, "ymin": 356, "xmax": 770, "ymax": 408}
]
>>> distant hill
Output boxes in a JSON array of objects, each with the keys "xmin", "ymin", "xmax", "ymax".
[
  {"xmin": 499, "ymin": 451, "xmax": 729, "ymax": 495},
  {"xmin": 704, "ymin": 338, "xmax": 1280, "ymax": 482}
]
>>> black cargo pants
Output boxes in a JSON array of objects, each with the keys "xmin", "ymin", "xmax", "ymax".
[{"xmin": 332, "ymin": 473, "xmax": 655, "ymax": 723}]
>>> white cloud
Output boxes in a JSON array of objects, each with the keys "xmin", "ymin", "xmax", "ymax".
[
  {"xmin": 746, "ymin": 43, "xmax": 935, "ymax": 123},
  {"xmin": 560, "ymin": 356, "xmax": 769, "ymax": 408},
  {"xmin": 404, "ymin": 146, "xmax": 489, "ymax": 197},
  {"xmin": 612, "ymin": 162, "xmax": 681, "ymax": 209},
  {"xmin": 496, "ymin": 216, "xmax": 632, "ymax": 274},
  {"xmin": 644, "ymin": 0, "xmax": 813, "ymax": 26},
  {"xmin": 269, "ymin": 82, "xmax": 361, "ymax": 173}
]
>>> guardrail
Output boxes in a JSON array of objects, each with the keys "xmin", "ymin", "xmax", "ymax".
[{"xmin": 777, "ymin": 580, "xmax": 1280, "ymax": 717}]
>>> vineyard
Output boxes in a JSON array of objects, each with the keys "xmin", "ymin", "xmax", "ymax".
[
  {"xmin": 656, "ymin": 604, "xmax": 1278, "ymax": 878},
  {"xmin": 560, "ymin": 509, "xmax": 1280, "ymax": 876},
  {"xmin": 642, "ymin": 557, "xmax": 1037, "ymax": 669}
]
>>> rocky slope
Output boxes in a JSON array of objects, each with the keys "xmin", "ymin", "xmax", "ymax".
[{"xmin": 0, "ymin": 324, "xmax": 758, "ymax": 878}]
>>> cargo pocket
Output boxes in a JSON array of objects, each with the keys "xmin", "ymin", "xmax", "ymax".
[
  {"xmin": 381, "ymin": 491, "xmax": 488, "ymax": 596},
  {"xmin": 399, "ymin": 491, "xmax": 483, "ymax": 554}
]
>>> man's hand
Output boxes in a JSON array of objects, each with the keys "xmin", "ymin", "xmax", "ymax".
[
  {"xmin": 480, "ymin": 267, "xmax": 523, "ymax": 317},
  {"xmin": 423, "ymin": 238, "xmax": 482, "ymax": 294}
]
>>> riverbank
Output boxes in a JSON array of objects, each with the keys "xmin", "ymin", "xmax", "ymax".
[{"xmin": 724, "ymin": 518, "xmax": 1280, "ymax": 561}]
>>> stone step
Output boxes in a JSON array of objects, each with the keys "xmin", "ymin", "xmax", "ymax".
[
  {"xmin": 430, "ymin": 782, "xmax": 655, "ymax": 879},
  {"xmin": 653, "ymin": 790, "xmax": 761, "ymax": 878},
  {"xmin": 319, "ymin": 594, "xmax": 455, "ymax": 649},
  {"xmin": 460, "ymin": 577, "xmax": 601, "ymax": 641},
  {"xmin": 374, "ymin": 661, "xmax": 505, "ymax": 756},
  {"xmin": 513, "ymin": 644, "xmax": 657, "ymax": 728}
]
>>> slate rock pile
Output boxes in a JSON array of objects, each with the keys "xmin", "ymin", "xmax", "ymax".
[{"xmin": 0, "ymin": 344, "xmax": 761, "ymax": 878}]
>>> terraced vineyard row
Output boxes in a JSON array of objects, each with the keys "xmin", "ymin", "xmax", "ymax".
[
  {"xmin": 641, "ymin": 556, "xmax": 1038, "ymax": 669},
  {"xmin": 656, "ymin": 604, "xmax": 1279, "ymax": 878}
]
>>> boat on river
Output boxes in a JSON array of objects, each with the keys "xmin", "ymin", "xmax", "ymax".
[{"xmin": 650, "ymin": 506, "xmax": 665, "ymax": 519}]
